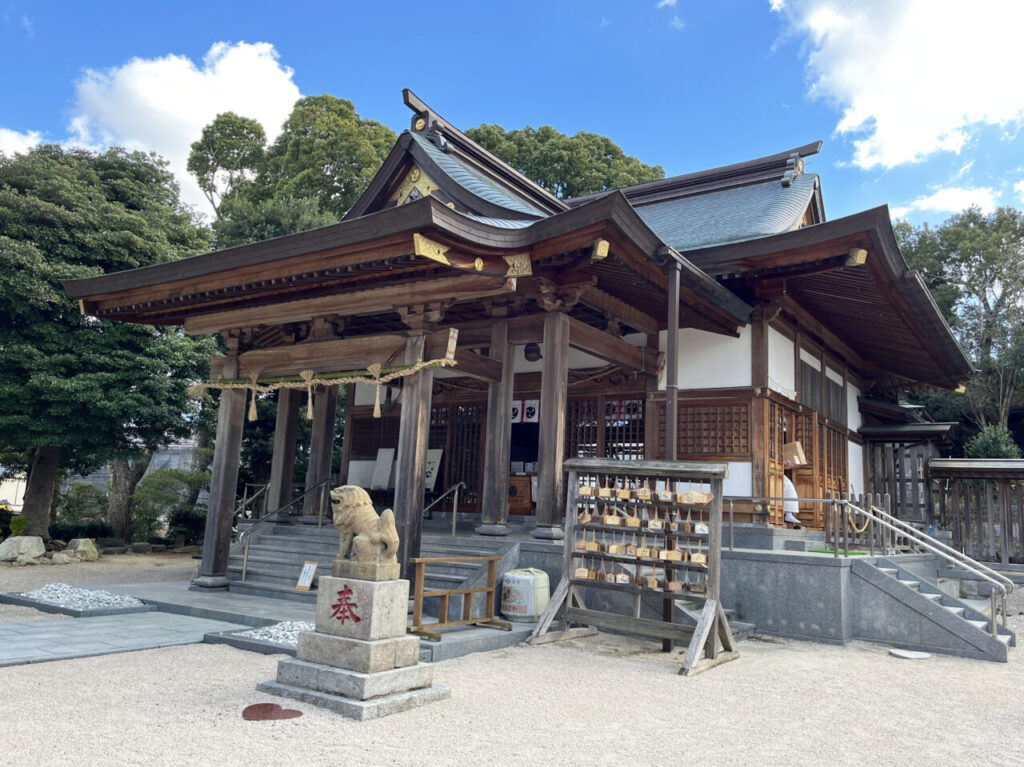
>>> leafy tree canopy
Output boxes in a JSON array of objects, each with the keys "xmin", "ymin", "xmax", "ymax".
[
  {"xmin": 897, "ymin": 207, "xmax": 1024, "ymax": 431},
  {"xmin": 187, "ymin": 111, "xmax": 266, "ymax": 217},
  {"xmin": 465, "ymin": 123, "xmax": 664, "ymax": 199},
  {"xmin": 193, "ymin": 96, "xmax": 396, "ymax": 248},
  {"xmin": 0, "ymin": 145, "xmax": 217, "ymax": 532}
]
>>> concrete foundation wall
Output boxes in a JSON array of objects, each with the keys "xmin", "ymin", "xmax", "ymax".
[{"xmin": 720, "ymin": 550, "xmax": 852, "ymax": 643}]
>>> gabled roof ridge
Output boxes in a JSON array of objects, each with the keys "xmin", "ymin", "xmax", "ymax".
[
  {"xmin": 567, "ymin": 141, "xmax": 823, "ymax": 207},
  {"xmin": 403, "ymin": 89, "xmax": 569, "ymax": 216}
]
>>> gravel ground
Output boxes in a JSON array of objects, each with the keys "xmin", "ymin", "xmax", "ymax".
[
  {"xmin": 1, "ymin": 557, "xmax": 1022, "ymax": 766},
  {"xmin": 0, "ymin": 552, "xmax": 194, "ymax": 624}
]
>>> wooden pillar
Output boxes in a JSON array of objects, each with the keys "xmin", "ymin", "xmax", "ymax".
[
  {"xmin": 303, "ymin": 384, "xmax": 338, "ymax": 515},
  {"xmin": 394, "ymin": 335, "xmax": 434, "ymax": 578},
  {"xmin": 532, "ymin": 311, "xmax": 569, "ymax": 539},
  {"xmin": 644, "ymin": 332, "xmax": 661, "ymax": 460},
  {"xmin": 477, "ymin": 319, "xmax": 514, "ymax": 535},
  {"xmin": 266, "ymin": 388, "xmax": 300, "ymax": 514},
  {"xmin": 338, "ymin": 384, "xmax": 356, "ymax": 484},
  {"xmin": 665, "ymin": 260, "xmax": 681, "ymax": 462},
  {"xmin": 192, "ymin": 355, "xmax": 246, "ymax": 590},
  {"xmin": 751, "ymin": 304, "xmax": 768, "ymax": 389}
]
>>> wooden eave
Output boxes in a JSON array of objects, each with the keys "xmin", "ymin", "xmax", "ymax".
[
  {"xmin": 683, "ymin": 206, "xmax": 974, "ymax": 388},
  {"xmin": 62, "ymin": 193, "xmax": 751, "ymax": 335}
]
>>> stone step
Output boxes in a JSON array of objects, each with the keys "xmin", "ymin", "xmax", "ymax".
[
  {"xmin": 229, "ymin": 580, "xmax": 318, "ymax": 603},
  {"xmin": 898, "ymin": 579, "xmax": 920, "ymax": 590},
  {"xmin": 922, "ymin": 592, "xmax": 942, "ymax": 601},
  {"xmin": 967, "ymin": 619, "xmax": 988, "ymax": 630},
  {"xmin": 878, "ymin": 567, "xmax": 898, "ymax": 576},
  {"xmin": 942, "ymin": 605, "xmax": 966, "ymax": 617}
]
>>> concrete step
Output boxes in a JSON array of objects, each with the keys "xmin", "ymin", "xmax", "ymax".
[
  {"xmin": 898, "ymin": 579, "xmax": 920, "ymax": 589},
  {"xmin": 878, "ymin": 567, "xmax": 898, "ymax": 576},
  {"xmin": 942, "ymin": 605, "xmax": 966, "ymax": 617}
]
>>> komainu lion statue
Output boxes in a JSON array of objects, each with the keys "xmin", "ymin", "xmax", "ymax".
[{"xmin": 330, "ymin": 485, "xmax": 399, "ymax": 564}]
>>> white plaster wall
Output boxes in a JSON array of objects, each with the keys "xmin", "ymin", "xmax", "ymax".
[
  {"xmin": 659, "ymin": 325, "xmax": 752, "ymax": 390},
  {"xmin": 798, "ymin": 347, "xmax": 821, "ymax": 370},
  {"xmin": 825, "ymin": 366, "xmax": 843, "ymax": 385},
  {"xmin": 848, "ymin": 440, "xmax": 865, "ymax": 495},
  {"xmin": 513, "ymin": 343, "xmax": 608, "ymax": 374},
  {"xmin": 846, "ymin": 381, "xmax": 863, "ymax": 432},
  {"xmin": 767, "ymin": 327, "xmax": 796, "ymax": 399},
  {"xmin": 722, "ymin": 461, "xmax": 752, "ymax": 497}
]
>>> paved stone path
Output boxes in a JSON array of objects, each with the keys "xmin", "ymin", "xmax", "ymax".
[{"xmin": 0, "ymin": 612, "xmax": 245, "ymax": 667}]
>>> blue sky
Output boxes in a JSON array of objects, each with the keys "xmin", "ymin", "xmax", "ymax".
[{"xmin": 2, "ymin": 1, "xmax": 1023, "ymax": 227}]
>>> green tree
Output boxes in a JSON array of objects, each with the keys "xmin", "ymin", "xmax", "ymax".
[
  {"xmin": 259, "ymin": 95, "xmax": 395, "ymax": 219},
  {"xmin": 130, "ymin": 467, "xmax": 209, "ymax": 543},
  {"xmin": 212, "ymin": 195, "xmax": 336, "ymax": 250},
  {"xmin": 897, "ymin": 207, "xmax": 1024, "ymax": 432},
  {"xmin": 186, "ymin": 111, "xmax": 266, "ymax": 218},
  {"xmin": 465, "ymin": 123, "xmax": 664, "ymax": 199},
  {"xmin": 56, "ymin": 482, "xmax": 108, "ymax": 526},
  {"xmin": 0, "ymin": 145, "xmax": 217, "ymax": 538},
  {"xmin": 965, "ymin": 425, "xmax": 1022, "ymax": 459}
]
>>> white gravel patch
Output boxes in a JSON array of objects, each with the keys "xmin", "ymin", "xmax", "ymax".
[
  {"xmin": 21, "ymin": 583, "xmax": 145, "ymax": 610},
  {"xmin": 235, "ymin": 621, "xmax": 314, "ymax": 647}
]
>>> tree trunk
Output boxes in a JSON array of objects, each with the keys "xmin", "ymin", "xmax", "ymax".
[
  {"xmin": 49, "ymin": 472, "xmax": 62, "ymax": 526},
  {"xmin": 107, "ymin": 452, "xmax": 153, "ymax": 540},
  {"xmin": 22, "ymin": 446, "xmax": 61, "ymax": 539}
]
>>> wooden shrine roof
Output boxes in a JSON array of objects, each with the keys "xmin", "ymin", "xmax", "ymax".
[
  {"xmin": 683, "ymin": 206, "xmax": 974, "ymax": 388},
  {"xmin": 63, "ymin": 189, "xmax": 751, "ymax": 335}
]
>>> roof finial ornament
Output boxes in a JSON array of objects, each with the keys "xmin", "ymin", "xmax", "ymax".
[{"xmin": 781, "ymin": 152, "xmax": 805, "ymax": 187}]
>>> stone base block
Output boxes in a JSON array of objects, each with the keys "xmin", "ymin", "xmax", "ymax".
[
  {"xmin": 315, "ymin": 576, "xmax": 409, "ymax": 641},
  {"xmin": 297, "ymin": 631, "xmax": 419, "ymax": 674},
  {"xmin": 530, "ymin": 526, "xmax": 565, "ymax": 540},
  {"xmin": 256, "ymin": 680, "xmax": 450, "ymax": 721},
  {"xmin": 474, "ymin": 523, "xmax": 510, "ymax": 537},
  {"xmin": 332, "ymin": 559, "xmax": 401, "ymax": 581},
  {"xmin": 276, "ymin": 657, "xmax": 433, "ymax": 701}
]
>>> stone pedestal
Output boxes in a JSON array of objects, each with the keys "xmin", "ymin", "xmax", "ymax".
[{"xmin": 258, "ymin": 575, "xmax": 449, "ymax": 720}]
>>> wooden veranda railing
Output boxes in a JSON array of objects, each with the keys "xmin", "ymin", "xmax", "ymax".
[
  {"xmin": 408, "ymin": 555, "xmax": 511, "ymax": 641},
  {"xmin": 929, "ymin": 459, "xmax": 1024, "ymax": 566}
]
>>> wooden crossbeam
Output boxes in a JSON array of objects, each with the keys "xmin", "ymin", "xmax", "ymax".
[
  {"xmin": 567, "ymin": 316, "xmax": 659, "ymax": 375},
  {"xmin": 233, "ymin": 327, "xmax": 458, "ymax": 378},
  {"xmin": 579, "ymin": 286, "xmax": 661, "ymax": 334},
  {"xmin": 183, "ymin": 274, "xmax": 515, "ymax": 335}
]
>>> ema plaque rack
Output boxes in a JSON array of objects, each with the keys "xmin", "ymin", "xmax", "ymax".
[{"xmin": 532, "ymin": 458, "xmax": 739, "ymax": 676}]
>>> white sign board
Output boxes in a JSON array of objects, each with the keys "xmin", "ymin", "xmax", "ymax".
[{"xmin": 295, "ymin": 561, "xmax": 318, "ymax": 591}]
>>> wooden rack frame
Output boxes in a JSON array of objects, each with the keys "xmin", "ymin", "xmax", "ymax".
[
  {"xmin": 408, "ymin": 555, "xmax": 511, "ymax": 641},
  {"xmin": 531, "ymin": 457, "xmax": 739, "ymax": 676}
]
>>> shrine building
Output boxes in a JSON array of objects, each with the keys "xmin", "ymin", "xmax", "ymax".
[{"xmin": 63, "ymin": 90, "xmax": 972, "ymax": 589}]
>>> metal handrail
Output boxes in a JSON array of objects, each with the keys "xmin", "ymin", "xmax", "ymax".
[
  {"xmin": 423, "ymin": 481, "xmax": 466, "ymax": 537},
  {"xmin": 236, "ymin": 484, "xmax": 269, "ymax": 520},
  {"xmin": 238, "ymin": 477, "xmax": 333, "ymax": 581},
  {"xmin": 846, "ymin": 500, "xmax": 1012, "ymax": 638}
]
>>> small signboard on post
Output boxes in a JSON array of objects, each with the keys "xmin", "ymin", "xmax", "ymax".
[{"xmin": 295, "ymin": 561, "xmax": 318, "ymax": 591}]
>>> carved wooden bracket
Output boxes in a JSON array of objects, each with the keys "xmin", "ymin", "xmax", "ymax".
[{"xmin": 397, "ymin": 301, "xmax": 453, "ymax": 331}]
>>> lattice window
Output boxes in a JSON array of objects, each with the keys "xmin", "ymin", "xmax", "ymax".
[
  {"xmin": 678, "ymin": 404, "xmax": 750, "ymax": 457},
  {"xmin": 566, "ymin": 398, "xmax": 600, "ymax": 458},
  {"xmin": 348, "ymin": 415, "xmax": 400, "ymax": 459},
  {"xmin": 446, "ymin": 404, "xmax": 483, "ymax": 505},
  {"xmin": 605, "ymin": 396, "xmax": 645, "ymax": 460}
]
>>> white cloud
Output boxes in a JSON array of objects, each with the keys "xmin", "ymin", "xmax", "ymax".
[
  {"xmin": 68, "ymin": 41, "xmax": 301, "ymax": 215},
  {"xmin": 772, "ymin": 1, "xmax": 1024, "ymax": 169},
  {"xmin": 669, "ymin": 16, "xmax": 685, "ymax": 30},
  {"xmin": 890, "ymin": 186, "xmax": 1000, "ymax": 219},
  {"xmin": 1014, "ymin": 180, "xmax": 1024, "ymax": 205},
  {"xmin": 656, "ymin": 0, "xmax": 678, "ymax": 7},
  {"xmin": 0, "ymin": 127, "xmax": 42, "ymax": 156}
]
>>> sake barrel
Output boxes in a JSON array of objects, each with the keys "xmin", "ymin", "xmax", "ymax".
[{"xmin": 500, "ymin": 568, "xmax": 550, "ymax": 621}]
